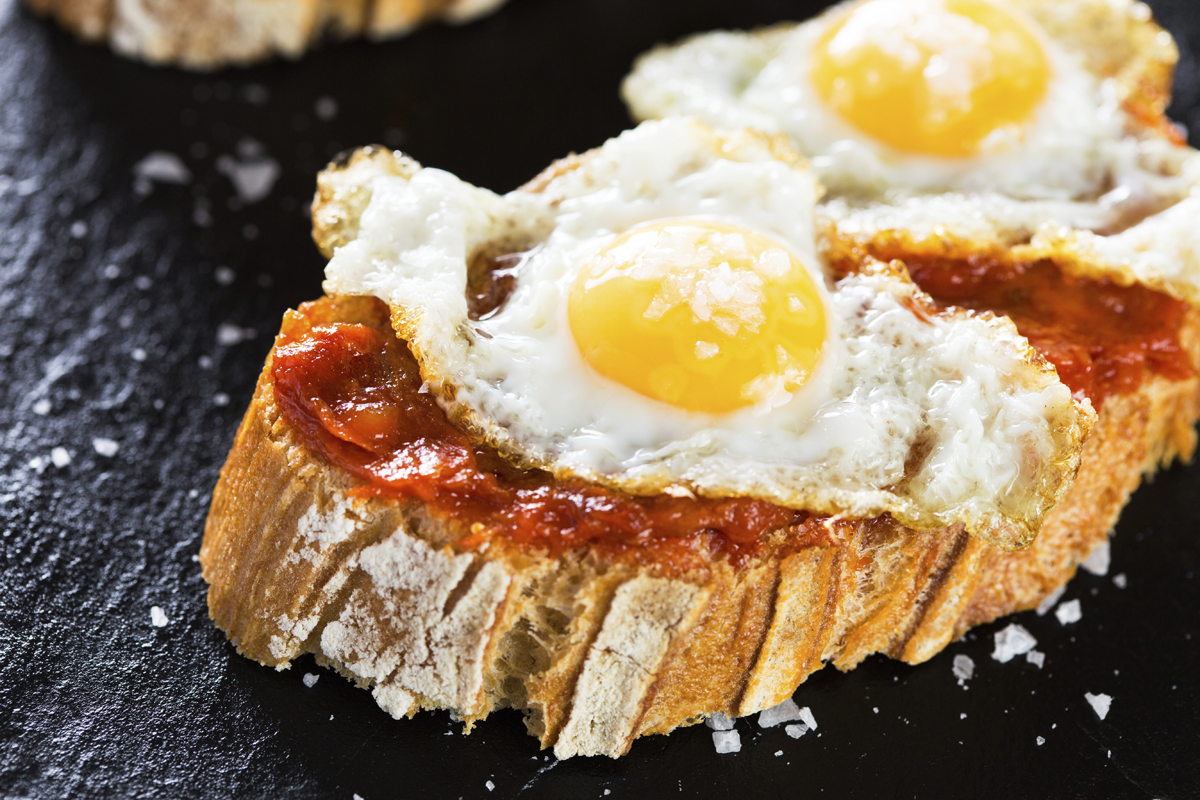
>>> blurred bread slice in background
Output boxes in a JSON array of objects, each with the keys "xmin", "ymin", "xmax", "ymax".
[{"xmin": 23, "ymin": 0, "xmax": 507, "ymax": 69}]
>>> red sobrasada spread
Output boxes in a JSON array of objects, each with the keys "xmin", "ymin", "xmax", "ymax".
[
  {"xmin": 900, "ymin": 256, "xmax": 1194, "ymax": 407},
  {"xmin": 272, "ymin": 253, "xmax": 1193, "ymax": 560},
  {"xmin": 272, "ymin": 296, "xmax": 824, "ymax": 565}
]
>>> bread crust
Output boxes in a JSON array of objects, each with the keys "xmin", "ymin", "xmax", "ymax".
[
  {"xmin": 197, "ymin": 144, "xmax": 1200, "ymax": 758},
  {"xmin": 200, "ymin": 290, "xmax": 1200, "ymax": 757},
  {"xmin": 24, "ymin": 0, "xmax": 506, "ymax": 69}
]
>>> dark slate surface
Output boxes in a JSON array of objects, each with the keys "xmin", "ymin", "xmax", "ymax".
[{"xmin": 1, "ymin": 0, "xmax": 1198, "ymax": 797}]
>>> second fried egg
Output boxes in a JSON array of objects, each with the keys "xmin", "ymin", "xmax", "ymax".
[{"xmin": 623, "ymin": 0, "xmax": 1194, "ymax": 214}]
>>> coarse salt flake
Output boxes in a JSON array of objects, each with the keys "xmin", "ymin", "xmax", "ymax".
[
  {"xmin": 1055, "ymin": 599, "xmax": 1082, "ymax": 625},
  {"xmin": 217, "ymin": 322, "xmax": 251, "ymax": 346},
  {"xmin": 705, "ymin": 712, "xmax": 735, "ymax": 731},
  {"xmin": 150, "ymin": 606, "xmax": 168, "ymax": 627},
  {"xmin": 1085, "ymin": 692, "xmax": 1112, "ymax": 720},
  {"xmin": 1036, "ymin": 584, "xmax": 1066, "ymax": 616},
  {"xmin": 133, "ymin": 152, "xmax": 192, "ymax": 195},
  {"xmin": 1037, "ymin": 736, "xmax": 1045, "ymax": 746},
  {"xmin": 1026, "ymin": 650, "xmax": 1046, "ymax": 669},
  {"xmin": 315, "ymin": 96, "xmax": 339, "ymax": 121},
  {"xmin": 712, "ymin": 730, "xmax": 741, "ymax": 753},
  {"xmin": 992, "ymin": 623, "xmax": 1037, "ymax": 663},
  {"xmin": 758, "ymin": 698, "xmax": 803, "ymax": 728},
  {"xmin": 798, "ymin": 706, "xmax": 817, "ymax": 731},
  {"xmin": 485, "ymin": 780, "xmax": 495, "ymax": 791},
  {"xmin": 1081, "ymin": 540, "xmax": 1110, "ymax": 576},
  {"xmin": 1113, "ymin": 573, "xmax": 1127, "ymax": 589},
  {"xmin": 216, "ymin": 150, "xmax": 280, "ymax": 204},
  {"xmin": 50, "ymin": 447, "xmax": 71, "ymax": 468},
  {"xmin": 784, "ymin": 723, "xmax": 809, "ymax": 739},
  {"xmin": 93, "ymin": 438, "xmax": 120, "ymax": 457},
  {"xmin": 952, "ymin": 654, "xmax": 974, "ymax": 681},
  {"xmin": 32, "ymin": 399, "xmax": 51, "ymax": 416},
  {"xmin": 302, "ymin": 673, "xmax": 319, "ymax": 688}
]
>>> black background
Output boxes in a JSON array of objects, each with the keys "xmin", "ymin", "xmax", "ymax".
[{"xmin": 1, "ymin": 0, "xmax": 1198, "ymax": 797}]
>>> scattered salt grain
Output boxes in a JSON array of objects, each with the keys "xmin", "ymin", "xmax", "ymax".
[
  {"xmin": 1036, "ymin": 585, "xmax": 1066, "ymax": 616},
  {"xmin": 485, "ymin": 780, "xmax": 495, "ymax": 791},
  {"xmin": 353, "ymin": 794, "xmax": 364, "ymax": 800},
  {"xmin": 216, "ymin": 143, "xmax": 280, "ymax": 204},
  {"xmin": 134, "ymin": 276, "xmax": 153, "ymax": 290},
  {"xmin": 604, "ymin": 790, "xmax": 610, "ymax": 796},
  {"xmin": 50, "ymin": 448, "xmax": 71, "ymax": 468},
  {"xmin": 799, "ymin": 707, "xmax": 817, "ymax": 730},
  {"xmin": 784, "ymin": 724, "xmax": 808, "ymax": 739},
  {"xmin": 774, "ymin": 750, "xmax": 783, "ymax": 757},
  {"xmin": 93, "ymin": 438, "xmax": 119, "ymax": 457},
  {"xmin": 1036, "ymin": 736, "xmax": 1045, "ymax": 746},
  {"xmin": 28, "ymin": 457, "xmax": 46, "ymax": 473},
  {"xmin": 992, "ymin": 624, "xmax": 1037, "ymax": 663},
  {"xmin": 712, "ymin": 730, "xmax": 741, "ymax": 753},
  {"xmin": 70, "ymin": 220, "xmax": 88, "ymax": 238},
  {"xmin": 32, "ymin": 398, "xmax": 51, "ymax": 416},
  {"xmin": 217, "ymin": 322, "xmax": 253, "ymax": 346},
  {"xmin": 193, "ymin": 200, "xmax": 213, "ymax": 228},
  {"xmin": 302, "ymin": 673, "xmax": 319, "ymax": 688},
  {"xmin": 213, "ymin": 393, "xmax": 230, "ymax": 407},
  {"xmin": 1081, "ymin": 540, "xmax": 1110, "ymax": 576},
  {"xmin": 242, "ymin": 84, "xmax": 269, "ymax": 104},
  {"xmin": 103, "ymin": 264, "xmax": 121, "ymax": 279},
  {"xmin": 705, "ymin": 712, "xmax": 735, "ymax": 731},
  {"xmin": 1113, "ymin": 573, "xmax": 1127, "ymax": 589},
  {"xmin": 199, "ymin": 355, "xmax": 213, "ymax": 369},
  {"xmin": 952, "ymin": 654, "xmax": 974, "ymax": 681},
  {"xmin": 315, "ymin": 96, "xmax": 339, "ymax": 121},
  {"xmin": 131, "ymin": 348, "xmax": 147, "ymax": 362},
  {"xmin": 1026, "ymin": 650, "xmax": 1045, "ymax": 669},
  {"xmin": 960, "ymin": 713, "xmax": 967, "ymax": 720},
  {"xmin": 873, "ymin": 708, "xmax": 879, "ymax": 714},
  {"xmin": 1085, "ymin": 692, "xmax": 1112, "ymax": 720},
  {"xmin": 758, "ymin": 698, "xmax": 803, "ymax": 728},
  {"xmin": 214, "ymin": 266, "xmax": 236, "ymax": 285},
  {"xmin": 1055, "ymin": 599, "xmax": 1082, "ymax": 625},
  {"xmin": 150, "ymin": 606, "xmax": 168, "ymax": 627},
  {"xmin": 133, "ymin": 152, "xmax": 192, "ymax": 195}
]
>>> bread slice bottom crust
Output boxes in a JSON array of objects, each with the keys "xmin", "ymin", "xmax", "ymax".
[{"xmin": 200, "ymin": 302, "xmax": 1200, "ymax": 759}]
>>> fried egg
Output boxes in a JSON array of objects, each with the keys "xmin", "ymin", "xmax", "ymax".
[
  {"xmin": 623, "ymin": 0, "xmax": 1199, "ymax": 236},
  {"xmin": 323, "ymin": 118, "xmax": 1091, "ymax": 548}
]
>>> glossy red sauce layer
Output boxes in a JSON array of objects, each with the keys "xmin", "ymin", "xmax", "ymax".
[
  {"xmin": 901, "ymin": 256, "xmax": 1194, "ymax": 407},
  {"xmin": 272, "ymin": 297, "xmax": 819, "ymax": 564}
]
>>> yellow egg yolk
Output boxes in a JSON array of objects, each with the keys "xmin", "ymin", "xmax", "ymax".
[
  {"xmin": 568, "ymin": 220, "xmax": 827, "ymax": 414},
  {"xmin": 809, "ymin": 0, "xmax": 1051, "ymax": 158}
]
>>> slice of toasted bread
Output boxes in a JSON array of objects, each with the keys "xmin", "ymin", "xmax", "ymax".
[
  {"xmin": 201, "ymin": 286, "xmax": 1199, "ymax": 758},
  {"xmin": 24, "ymin": 0, "xmax": 506, "ymax": 69},
  {"xmin": 201, "ymin": 145, "xmax": 1200, "ymax": 758}
]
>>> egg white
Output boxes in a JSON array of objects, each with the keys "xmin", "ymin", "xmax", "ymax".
[{"xmin": 324, "ymin": 118, "xmax": 1091, "ymax": 547}]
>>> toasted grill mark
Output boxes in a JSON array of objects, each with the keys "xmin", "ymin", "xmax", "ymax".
[{"xmin": 891, "ymin": 525, "xmax": 970, "ymax": 659}]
